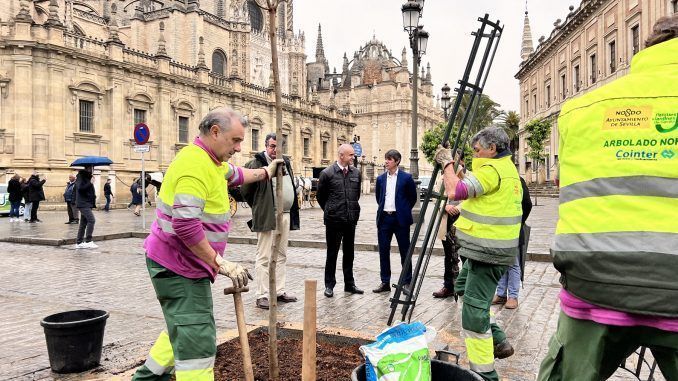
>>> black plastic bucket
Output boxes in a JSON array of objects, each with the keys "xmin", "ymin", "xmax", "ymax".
[
  {"xmin": 352, "ymin": 359, "xmax": 483, "ymax": 381},
  {"xmin": 40, "ymin": 310, "xmax": 109, "ymax": 373}
]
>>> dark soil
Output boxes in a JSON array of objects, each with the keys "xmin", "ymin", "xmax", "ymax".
[{"xmin": 214, "ymin": 330, "xmax": 364, "ymax": 381}]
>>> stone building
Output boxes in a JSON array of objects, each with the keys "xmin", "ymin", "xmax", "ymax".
[
  {"xmin": 306, "ymin": 27, "xmax": 444, "ymax": 180},
  {"xmin": 515, "ymin": 0, "xmax": 675, "ymax": 183},
  {"xmin": 0, "ymin": 0, "xmax": 354, "ymax": 201}
]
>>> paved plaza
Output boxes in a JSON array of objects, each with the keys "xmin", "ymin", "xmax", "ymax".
[{"xmin": 0, "ymin": 198, "xmax": 658, "ymax": 380}]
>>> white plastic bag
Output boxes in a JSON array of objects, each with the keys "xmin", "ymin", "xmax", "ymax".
[{"xmin": 359, "ymin": 321, "xmax": 437, "ymax": 381}]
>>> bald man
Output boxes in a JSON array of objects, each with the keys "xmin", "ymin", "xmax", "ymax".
[{"xmin": 316, "ymin": 144, "xmax": 364, "ymax": 297}]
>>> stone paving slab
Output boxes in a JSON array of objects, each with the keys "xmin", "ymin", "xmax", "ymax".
[
  {"xmin": 0, "ymin": 197, "xmax": 558, "ymax": 260},
  {"xmin": 0, "ymin": 237, "xmax": 655, "ymax": 381}
]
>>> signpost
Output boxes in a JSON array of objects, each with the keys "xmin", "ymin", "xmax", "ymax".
[{"xmin": 133, "ymin": 123, "xmax": 150, "ymax": 229}]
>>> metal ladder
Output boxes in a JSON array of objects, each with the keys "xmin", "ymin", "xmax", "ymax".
[{"xmin": 388, "ymin": 14, "xmax": 504, "ymax": 325}]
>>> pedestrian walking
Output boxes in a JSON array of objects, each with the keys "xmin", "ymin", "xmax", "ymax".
[
  {"xmin": 103, "ymin": 178, "xmax": 114, "ymax": 211},
  {"xmin": 435, "ymin": 126, "xmax": 524, "ymax": 381},
  {"xmin": 537, "ymin": 16, "xmax": 678, "ymax": 381},
  {"xmin": 241, "ymin": 133, "xmax": 300, "ymax": 309},
  {"xmin": 64, "ymin": 174, "xmax": 79, "ymax": 224},
  {"xmin": 130, "ymin": 179, "xmax": 142, "ymax": 216},
  {"xmin": 132, "ymin": 107, "xmax": 282, "ymax": 381},
  {"xmin": 27, "ymin": 172, "xmax": 46, "ymax": 223},
  {"xmin": 7, "ymin": 174, "xmax": 22, "ymax": 222},
  {"xmin": 316, "ymin": 144, "xmax": 364, "ymax": 298},
  {"xmin": 20, "ymin": 178, "xmax": 31, "ymax": 222},
  {"xmin": 75, "ymin": 168, "xmax": 97, "ymax": 249},
  {"xmin": 372, "ymin": 149, "xmax": 417, "ymax": 294}
]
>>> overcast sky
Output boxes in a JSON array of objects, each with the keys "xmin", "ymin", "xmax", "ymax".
[{"xmin": 294, "ymin": 0, "xmax": 579, "ymax": 112}]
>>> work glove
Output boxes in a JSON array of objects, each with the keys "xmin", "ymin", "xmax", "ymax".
[
  {"xmin": 264, "ymin": 159, "xmax": 284, "ymax": 180},
  {"xmin": 215, "ymin": 256, "xmax": 253, "ymax": 288},
  {"xmin": 434, "ymin": 145, "xmax": 454, "ymax": 169}
]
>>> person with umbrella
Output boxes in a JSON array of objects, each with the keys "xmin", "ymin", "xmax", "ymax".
[
  {"xmin": 70, "ymin": 156, "xmax": 113, "ymax": 248},
  {"xmin": 75, "ymin": 166, "xmax": 97, "ymax": 249}
]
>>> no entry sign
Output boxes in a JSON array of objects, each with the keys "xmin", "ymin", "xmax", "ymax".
[{"xmin": 133, "ymin": 123, "xmax": 150, "ymax": 145}]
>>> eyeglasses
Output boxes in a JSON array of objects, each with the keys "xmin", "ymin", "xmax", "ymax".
[{"xmin": 267, "ymin": 144, "xmax": 277, "ymax": 149}]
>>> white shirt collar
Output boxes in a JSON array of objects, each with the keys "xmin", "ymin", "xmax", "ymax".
[{"xmin": 387, "ymin": 169, "xmax": 399, "ymax": 178}]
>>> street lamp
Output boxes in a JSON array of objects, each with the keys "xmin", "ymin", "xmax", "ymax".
[
  {"xmin": 441, "ymin": 83, "xmax": 451, "ymax": 119},
  {"xmin": 402, "ymin": 0, "xmax": 428, "ymax": 216}
]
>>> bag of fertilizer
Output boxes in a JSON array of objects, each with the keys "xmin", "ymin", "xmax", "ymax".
[{"xmin": 359, "ymin": 321, "xmax": 436, "ymax": 381}]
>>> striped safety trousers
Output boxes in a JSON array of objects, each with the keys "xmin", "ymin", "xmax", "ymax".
[
  {"xmin": 456, "ymin": 259, "xmax": 509, "ymax": 381},
  {"xmin": 132, "ymin": 257, "xmax": 217, "ymax": 381}
]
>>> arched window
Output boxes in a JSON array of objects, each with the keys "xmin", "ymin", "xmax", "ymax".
[
  {"xmin": 212, "ymin": 50, "xmax": 226, "ymax": 76},
  {"xmin": 248, "ymin": 0, "xmax": 263, "ymax": 33}
]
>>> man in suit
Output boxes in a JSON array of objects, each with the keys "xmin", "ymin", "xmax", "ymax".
[
  {"xmin": 373, "ymin": 149, "xmax": 417, "ymax": 293},
  {"xmin": 316, "ymin": 144, "xmax": 364, "ymax": 298}
]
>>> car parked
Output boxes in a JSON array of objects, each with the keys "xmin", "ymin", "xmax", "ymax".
[
  {"xmin": 0, "ymin": 184, "xmax": 24, "ymax": 216},
  {"xmin": 418, "ymin": 176, "xmax": 431, "ymax": 201}
]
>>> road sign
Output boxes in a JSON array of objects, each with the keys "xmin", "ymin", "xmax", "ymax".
[
  {"xmin": 133, "ymin": 145, "xmax": 150, "ymax": 153},
  {"xmin": 353, "ymin": 142, "xmax": 363, "ymax": 156},
  {"xmin": 133, "ymin": 123, "xmax": 150, "ymax": 145}
]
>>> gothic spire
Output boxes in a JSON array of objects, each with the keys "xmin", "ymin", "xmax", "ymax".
[
  {"xmin": 315, "ymin": 24, "xmax": 325, "ymax": 62},
  {"xmin": 45, "ymin": 0, "xmax": 63, "ymax": 27},
  {"xmin": 156, "ymin": 21, "xmax": 169, "ymax": 57},
  {"xmin": 401, "ymin": 47, "xmax": 408, "ymax": 68},
  {"xmin": 107, "ymin": 3, "xmax": 122, "ymax": 44},
  {"xmin": 520, "ymin": 2, "xmax": 534, "ymax": 62},
  {"xmin": 425, "ymin": 62, "xmax": 431, "ymax": 82}
]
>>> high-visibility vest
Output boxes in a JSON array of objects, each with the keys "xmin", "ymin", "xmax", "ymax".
[
  {"xmin": 146, "ymin": 143, "xmax": 232, "ymax": 281},
  {"xmin": 554, "ymin": 38, "xmax": 678, "ymax": 317},
  {"xmin": 455, "ymin": 155, "xmax": 523, "ymax": 265}
]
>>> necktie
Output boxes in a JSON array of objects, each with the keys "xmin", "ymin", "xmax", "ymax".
[{"xmin": 342, "ymin": 168, "xmax": 348, "ymax": 177}]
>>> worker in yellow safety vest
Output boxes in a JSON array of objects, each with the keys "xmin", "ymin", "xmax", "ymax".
[
  {"xmin": 537, "ymin": 15, "xmax": 678, "ymax": 380},
  {"xmin": 435, "ymin": 126, "xmax": 523, "ymax": 381},
  {"xmin": 132, "ymin": 107, "xmax": 282, "ymax": 381}
]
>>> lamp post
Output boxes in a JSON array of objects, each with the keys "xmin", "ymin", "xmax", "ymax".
[
  {"xmin": 402, "ymin": 1, "xmax": 428, "ymax": 215},
  {"xmin": 441, "ymin": 83, "xmax": 451, "ymax": 120}
]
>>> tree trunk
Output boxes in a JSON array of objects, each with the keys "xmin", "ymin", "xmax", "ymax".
[
  {"xmin": 265, "ymin": 1, "xmax": 283, "ymax": 380},
  {"xmin": 533, "ymin": 161, "xmax": 539, "ymax": 206}
]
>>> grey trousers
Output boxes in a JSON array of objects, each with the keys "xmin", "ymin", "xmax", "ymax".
[{"xmin": 76, "ymin": 207, "xmax": 96, "ymax": 243}]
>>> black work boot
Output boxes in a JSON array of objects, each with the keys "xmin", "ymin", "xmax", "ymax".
[{"xmin": 494, "ymin": 340, "xmax": 515, "ymax": 359}]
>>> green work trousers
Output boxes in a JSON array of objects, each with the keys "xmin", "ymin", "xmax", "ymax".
[
  {"xmin": 456, "ymin": 259, "xmax": 509, "ymax": 381},
  {"xmin": 538, "ymin": 312, "xmax": 678, "ymax": 381},
  {"xmin": 132, "ymin": 257, "xmax": 217, "ymax": 381}
]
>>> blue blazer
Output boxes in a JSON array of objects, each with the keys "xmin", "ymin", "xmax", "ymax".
[{"xmin": 375, "ymin": 170, "xmax": 417, "ymax": 226}]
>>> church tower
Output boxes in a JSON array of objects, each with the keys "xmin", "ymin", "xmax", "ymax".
[{"xmin": 520, "ymin": 3, "xmax": 534, "ymax": 62}]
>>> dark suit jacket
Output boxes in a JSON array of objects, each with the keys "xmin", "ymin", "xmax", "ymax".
[{"xmin": 375, "ymin": 170, "xmax": 417, "ymax": 226}]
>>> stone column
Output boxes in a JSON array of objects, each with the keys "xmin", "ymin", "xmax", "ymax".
[
  {"xmin": 11, "ymin": 47, "xmax": 34, "ymax": 166},
  {"xmin": 156, "ymin": 84, "xmax": 172, "ymax": 169},
  {"xmin": 47, "ymin": 54, "xmax": 67, "ymax": 165}
]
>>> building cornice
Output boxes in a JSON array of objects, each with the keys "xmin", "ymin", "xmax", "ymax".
[
  {"xmin": 2, "ymin": 39, "xmax": 353, "ymax": 128},
  {"xmin": 515, "ymin": 0, "xmax": 606, "ymax": 79}
]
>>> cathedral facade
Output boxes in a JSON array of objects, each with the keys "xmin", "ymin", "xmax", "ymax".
[
  {"xmin": 0, "ymin": 0, "xmax": 354, "ymax": 200},
  {"xmin": 306, "ymin": 27, "xmax": 444, "ymax": 179}
]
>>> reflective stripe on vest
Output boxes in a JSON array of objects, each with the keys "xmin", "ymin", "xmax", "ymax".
[
  {"xmin": 157, "ymin": 197, "xmax": 232, "ymax": 225},
  {"xmin": 455, "ymin": 155, "xmax": 522, "ymax": 249}
]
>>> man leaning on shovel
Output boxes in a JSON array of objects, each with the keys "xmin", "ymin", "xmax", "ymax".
[{"xmin": 132, "ymin": 107, "xmax": 282, "ymax": 381}]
